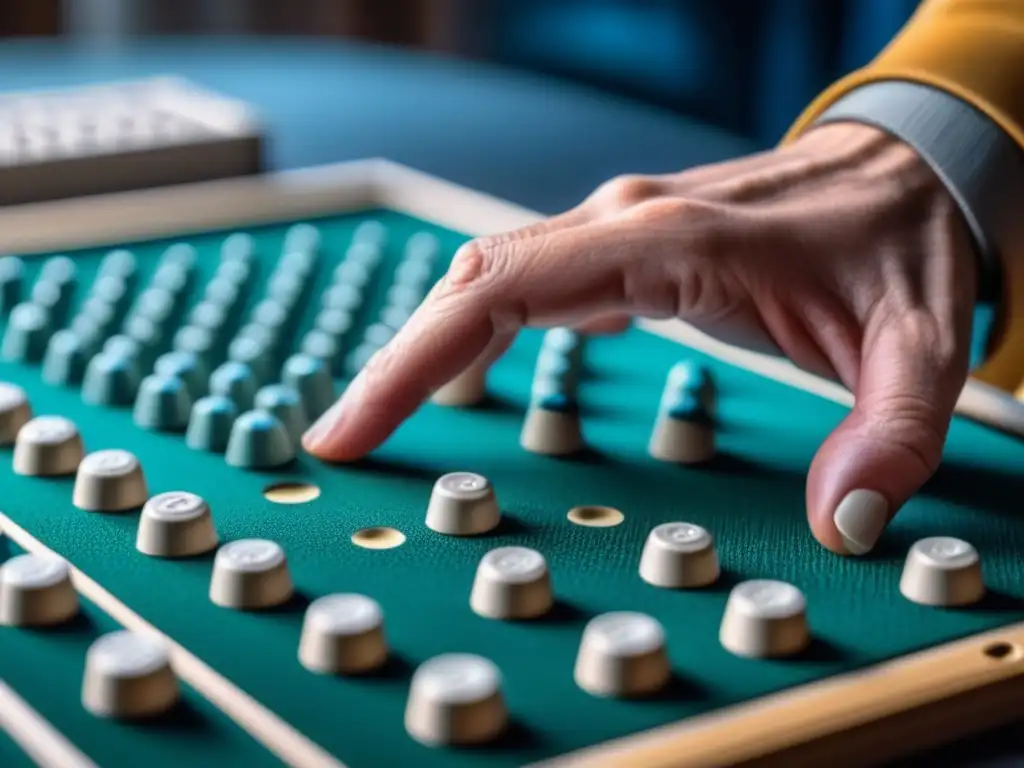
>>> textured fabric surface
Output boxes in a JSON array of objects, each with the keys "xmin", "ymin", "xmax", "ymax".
[
  {"xmin": 0, "ymin": 544, "xmax": 276, "ymax": 767},
  {"xmin": 1, "ymin": 210, "xmax": 1023, "ymax": 766}
]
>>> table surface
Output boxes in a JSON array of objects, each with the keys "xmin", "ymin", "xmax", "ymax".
[
  {"xmin": 0, "ymin": 36, "xmax": 1021, "ymax": 766},
  {"xmin": 0, "ymin": 37, "xmax": 756, "ymax": 216}
]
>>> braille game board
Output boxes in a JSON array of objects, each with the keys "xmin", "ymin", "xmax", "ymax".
[{"xmin": 1, "ymin": 160, "xmax": 1023, "ymax": 768}]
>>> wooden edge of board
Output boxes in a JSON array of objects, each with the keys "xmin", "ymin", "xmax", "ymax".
[
  {"xmin": 0, "ymin": 516, "xmax": 347, "ymax": 768},
  {"xmin": 532, "ymin": 621, "xmax": 1024, "ymax": 768},
  {"xmin": 0, "ymin": 677, "xmax": 98, "ymax": 768},
  {"xmin": 1, "ymin": 158, "xmax": 1023, "ymax": 765}
]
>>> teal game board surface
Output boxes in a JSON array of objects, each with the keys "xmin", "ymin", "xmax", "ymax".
[{"xmin": 1, "ymin": 179, "xmax": 1023, "ymax": 767}]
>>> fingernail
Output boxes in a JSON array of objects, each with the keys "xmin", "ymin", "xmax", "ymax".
[
  {"xmin": 302, "ymin": 398, "xmax": 343, "ymax": 450},
  {"xmin": 302, "ymin": 374, "xmax": 363, "ymax": 449},
  {"xmin": 833, "ymin": 489, "xmax": 889, "ymax": 556}
]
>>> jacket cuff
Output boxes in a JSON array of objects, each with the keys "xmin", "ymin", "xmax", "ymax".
[{"xmin": 813, "ymin": 79, "xmax": 1024, "ymax": 304}]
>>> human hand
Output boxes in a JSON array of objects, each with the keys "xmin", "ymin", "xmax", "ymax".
[{"xmin": 302, "ymin": 123, "xmax": 977, "ymax": 557}]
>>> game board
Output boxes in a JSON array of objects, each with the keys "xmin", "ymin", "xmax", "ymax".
[{"xmin": 1, "ymin": 160, "xmax": 1023, "ymax": 768}]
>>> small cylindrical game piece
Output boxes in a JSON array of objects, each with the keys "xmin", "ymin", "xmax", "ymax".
[
  {"xmin": 98, "ymin": 249, "xmax": 137, "ymax": 284},
  {"xmin": 665, "ymin": 359, "xmax": 717, "ymax": 413},
  {"xmin": 574, "ymin": 611, "xmax": 671, "ymax": 698},
  {"xmin": 404, "ymin": 654, "xmax": 507, "ymax": 746},
  {"xmin": 639, "ymin": 522, "xmax": 720, "ymax": 589},
  {"xmin": 0, "ymin": 554, "xmax": 79, "ymax": 627},
  {"xmin": 209, "ymin": 539, "xmax": 294, "ymax": 610},
  {"xmin": 220, "ymin": 232, "xmax": 255, "ymax": 264},
  {"xmin": 520, "ymin": 391, "xmax": 583, "ymax": 456},
  {"xmin": 41, "ymin": 329, "xmax": 88, "ymax": 386},
  {"xmin": 133, "ymin": 374, "xmax": 193, "ymax": 432},
  {"xmin": 393, "ymin": 258, "xmax": 432, "ymax": 288},
  {"xmin": 321, "ymin": 283, "xmax": 362, "ymax": 314},
  {"xmin": 899, "ymin": 537, "xmax": 986, "ymax": 607},
  {"xmin": 284, "ymin": 222, "xmax": 321, "ymax": 254},
  {"xmin": 346, "ymin": 241, "xmax": 382, "ymax": 270},
  {"xmin": 300, "ymin": 330, "xmax": 339, "ymax": 372},
  {"xmin": 0, "ymin": 382, "xmax": 31, "ymax": 445},
  {"xmin": 533, "ymin": 350, "xmax": 578, "ymax": 393},
  {"xmin": 224, "ymin": 410, "xmax": 295, "ymax": 470},
  {"xmin": 470, "ymin": 546, "xmax": 553, "ymax": 620},
  {"xmin": 204, "ymin": 275, "xmax": 241, "ymax": 309},
  {"xmin": 160, "ymin": 243, "xmax": 198, "ymax": 272},
  {"xmin": 31, "ymin": 280, "xmax": 69, "ymax": 323},
  {"xmin": 268, "ymin": 272, "xmax": 306, "ymax": 308},
  {"xmin": 124, "ymin": 314, "xmax": 162, "ymax": 356},
  {"xmin": 217, "ymin": 259, "xmax": 253, "ymax": 291},
  {"xmin": 719, "ymin": 579, "xmax": 810, "ymax": 659},
  {"xmin": 281, "ymin": 353, "xmax": 336, "ymax": 420},
  {"xmin": 542, "ymin": 327, "xmax": 584, "ymax": 368},
  {"xmin": 0, "ymin": 255, "xmax": 24, "ymax": 315},
  {"xmin": 90, "ymin": 278, "xmax": 131, "ymax": 318},
  {"xmin": 209, "ymin": 361, "xmax": 258, "ymax": 412},
  {"xmin": 13, "ymin": 416, "xmax": 84, "ymax": 476},
  {"xmin": 386, "ymin": 283, "xmax": 421, "ymax": 311},
  {"xmin": 227, "ymin": 336, "xmax": 273, "ymax": 385},
  {"xmin": 334, "ymin": 260, "xmax": 371, "ymax": 289},
  {"xmin": 136, "ymin": 491, "xmax": 219, "ymax": 558},
  {"xmin": 154, "ymin": 350, "xmax": 208, "ymax": 400},
  {"xmin": 173, "ymin": 325, "xmax": 216, "ymax": 365},
  {"xmin": 81, "ymin": 351, "xmax": 140, "ymax": 407},
  {"xmin": 648, "ymin": 391, "xmax": 715, "ymax": 465},
  {"xmin": 353, "ymin": 220, "xmax": 387, "ymax": 248},
  {"xmin": 425, "ymin": 472, "xmax": 501, "ymax": 536},
  {"xmin": 316, "ymin": 308, "xmax": 354, "ymax": 340},
  {"xmin": 380, "ymin": 305, "xmax": 411, "ymax": 331},
  {"xmin": 236, "ymin": 322, "xmax": 275, "ymax": 349},
  {"xmin": 404, "ymin": 232, "xmax": 440, "ymax": 263},
  {"xmin": 363, "ymin": 322, "xmax": 394, "ymax": 348},
  {"xmin": 431, "ymin": 360, "xmax": 488, "ymax": 407},
  {"xmin": 40, "ymin": 255, "xmax": 77, "ymax": 291},
  {"xmin": 250, "ymin": 299, "xmax": 289, "ymax": 338},
  {"xmin": 278, "ymin": 249, "xmax": 316, "ymax": 279},
  {"xmin": 82, "ymin": 630, "xmax": 179, "ymax": 720},
  {"xmin": 298, "ymin": 593, "xmax": 389, "ymax": 675},
  {"xmin": 254, "ymin": 385, "xmax": 308, "ymax": 445},
  {"xmin": 152, "ymin": 262, "xmax": 190, "ymax": 296},
  {"xmin": 72, "ymin": 449, "xmax": 148, "ymax": 512},
  {"xmin": 101, "ymin": 334, "xmax": 142, "ymax": 363},
  {"xmin": 1, "ymin": 302, "xmax": 50, "ymax": 363},
  {"xmin": 185, "ymin": 395, "xmax": 239, "ymax": 454}
]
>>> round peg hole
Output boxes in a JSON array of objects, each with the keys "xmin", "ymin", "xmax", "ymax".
[
  {"xmin": 351, "ymin": 527, "xmax": 406, "ymax": 550},
  {"xmin": 263, "ymin": 482, "xmax": 321, "ymax": 505},
  {"xmin": 983, "ymin": 642, "xmax": 1023, "ymax": 662},
  {"xmin": 567, "ymin": 505, "xmax": 624, "ymax": 528}
]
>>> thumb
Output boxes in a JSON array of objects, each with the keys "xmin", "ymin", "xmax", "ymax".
[{"xmin": 806, "ymin": 315, "xmax": 969, "ymax": 556}]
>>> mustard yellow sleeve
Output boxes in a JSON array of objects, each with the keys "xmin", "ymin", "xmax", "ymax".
[{"xmin": 784, "ymin": 0, "xmax": 1024, "ymax": 394}]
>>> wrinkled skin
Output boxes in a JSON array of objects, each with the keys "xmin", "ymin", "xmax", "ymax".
[{"xmin": 303, "ymin": 122, "xmax": 976, "ymax": 556}]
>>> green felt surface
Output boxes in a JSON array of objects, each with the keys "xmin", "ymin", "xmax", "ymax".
[
  {"xmin": 0, "ymin": 726, "xmax": 35, "ymax": 768},
  {"xmin": 1, "ymin": 210, "xmax": 1024, "ymax": 767},
  {"xmin": 0, "ymin": 542, "xmax": 282, "ymax": 767}
]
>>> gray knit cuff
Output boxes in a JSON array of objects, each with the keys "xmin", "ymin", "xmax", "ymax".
[{"xmin": 814, "ymin": 80, "xmax": 1024, "ymax": 303}]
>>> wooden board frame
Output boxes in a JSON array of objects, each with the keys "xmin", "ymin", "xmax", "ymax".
[{"xmin": 1, "ymin": 158, "xmax": 1023, "ymax": 767}]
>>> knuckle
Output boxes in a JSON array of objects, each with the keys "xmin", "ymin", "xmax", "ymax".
[
  {"xmin": 864, "ymin": 391, "xmax": 949, "ymax": 475},
  {"xmin": 624, "ymin": 196, "xmax": 717, "ymax": 232},
  {"xmin": 443, "ymin": 238, "xmax": 506, "ymax": 293},
  {"xmin": 593, "ymin": 174, "xmax": 661, "ymax": 209},
  {"xmin": 898, "ymin": 310, "xmax": 962, "ymax": 371}
]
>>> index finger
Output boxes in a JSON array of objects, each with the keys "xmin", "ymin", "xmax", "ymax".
[{"xmin": 301, "ymin": 221, "xmax": 636, "ymax": 461}]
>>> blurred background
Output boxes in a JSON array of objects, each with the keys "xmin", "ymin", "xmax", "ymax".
[{"xmin": 2, "ymin": 0, "xmax": 922, "ymax": 147}]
